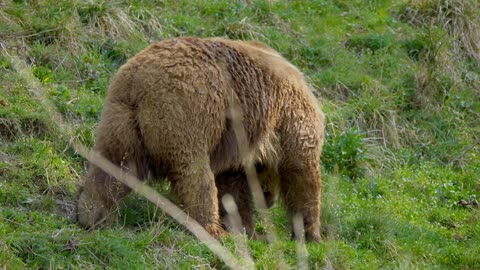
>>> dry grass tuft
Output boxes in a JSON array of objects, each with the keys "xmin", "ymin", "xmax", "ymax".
[
  {"xmin": 76, "ymin": 0, "xmax": 139, "ymax": 40},
  {"xmin": 128, "ymin": 6, "xmax": 164, "ymax": 40},
  {"xmin": 223, "ymin": 17, "xmax": 266, "ymax": 41},
  {"xmin": 399, "ymin": 0, "xmax": 480, "ymax": 61},
  {"xmin": 396, "ymin": 0, "xmax": 480, "ymax": 109},
  {"xmin": 347, "ymin": 81, "xmax": 403, "ymax": 149},
  {"xmin": 0, "ymin": 118, "xmax": 21, "ymax": 140}
]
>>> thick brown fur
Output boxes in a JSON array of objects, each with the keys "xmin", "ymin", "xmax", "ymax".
[{"xmin": 76, "ymin": 37, "xmax": 325, "ymax": 241}]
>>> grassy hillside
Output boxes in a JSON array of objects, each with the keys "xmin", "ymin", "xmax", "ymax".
[{"xmin": 1, "ymin": 0, "xmax": 479, "ymax": 269}]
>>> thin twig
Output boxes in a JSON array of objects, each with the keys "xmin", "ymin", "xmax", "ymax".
[
  {"xmin": 228, "ymin": 95, "xmax": 290, "ymax": 269},
  {"xmin": 0, "ymin": 27, "xmax": 64, "ymax": 39},
  {"xmin": 449, "ymin": 139, "xmax": 480, "ymax": 166},
  {"xmin": 73, "ymin": 141, "xmax": 244, "ymax": 270},
  {"xmin": 293, "ymin": 213, "xmax": 308, "ymax": 270},
  {"xmin": 222, "ymin": 194, "xmax": 255, "ymax": 269}
]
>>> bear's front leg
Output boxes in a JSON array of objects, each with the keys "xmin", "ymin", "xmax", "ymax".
[
  {"xmin": 279, "ymin": 160, "xmax": 322, "ymax": 242},
  {"xmin": 169, "ymin": 159, "xmax": 225, "ymax": 238},
  {"xmin": 77, "ymin": 165, "xmax": 131, "ymax": 228}
]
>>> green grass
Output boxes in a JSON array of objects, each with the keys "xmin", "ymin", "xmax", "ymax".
[{"xmin": 1, "ymin": 0, "xmax": 480, "ymax": 268}]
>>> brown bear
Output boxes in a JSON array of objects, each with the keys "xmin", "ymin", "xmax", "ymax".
[{"xmin": 76, "ymin": 37, "xmax": 324, "ymax": 242}]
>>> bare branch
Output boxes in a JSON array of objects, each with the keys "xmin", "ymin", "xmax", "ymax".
[
  {"xmin": 228, "ymin": 95, "xmax": 289, "ymax": 269},
  {"xmin": 222, "ymin": 194, "xmax": 255, "ymax": 269},
  {"xmin": 293, "ymin": 213, "xmax": 309, "ymax": 270}
]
